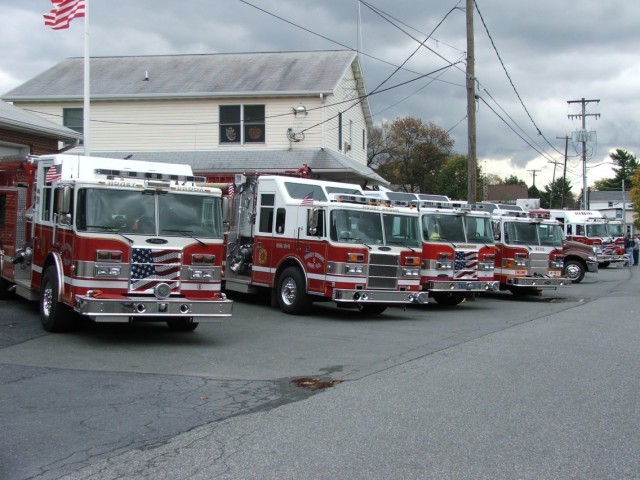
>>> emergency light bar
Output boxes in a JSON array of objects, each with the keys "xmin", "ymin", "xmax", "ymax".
[{"xmin": 94, "ymin": 169, "xmax": 206, "ymax": 184}]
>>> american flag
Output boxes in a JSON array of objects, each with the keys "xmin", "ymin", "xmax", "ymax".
[
  {"xmin": 454, "ymin": 251, "xmax": 478, "ymax": 279},
  {"xmin": 43, "ymin": 0, "xmax": 85, "ymax": 30},
  {"xmin": 301, "ymin": 193, "xmax": 314, "ymax": 206},
  {"xmin": 130, "ymin": 248, "xmax": 182, "ymax": 292},
  {"xmin": 45, "ymin": 164, "xmax": 62, "ymax": 183}
]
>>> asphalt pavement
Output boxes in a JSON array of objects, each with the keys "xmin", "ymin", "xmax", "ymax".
[{"xmin": 57, "ymin": 270, "xmax": 640, "ymax": 479}]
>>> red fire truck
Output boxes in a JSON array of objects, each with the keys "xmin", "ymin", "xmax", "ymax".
[
  {"xmin": 472, "ymin": 204, "xmax": 570, "ymax": 295},
  {"xmin": 0, "ymin": 154, "xmax": 232, "ymax": 332},
  {"xmin": 222, "ymin": 174, "xmax": 427, "ymax": 314},
  {"xmin": 542, "ymin": 209, "xmax": 626, "ymax": 268},
  {"xmin": 412, "ymin": 200, "xmax": 499, "ymax": 305},
  {"xmin": 365, "ymin": 193, "xmax": 499, "ymax": 306}
]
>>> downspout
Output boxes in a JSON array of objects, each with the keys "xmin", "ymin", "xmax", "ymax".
[
  {"xmin": 320, "ymin": 93, "xmax": 325, "ymax": 149},
  {"xmin": 57, "ymin": 138, "xmax": 80, "ymax": 154}
]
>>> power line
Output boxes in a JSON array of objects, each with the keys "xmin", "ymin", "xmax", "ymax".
[{"xmin": 474, "ymin": 0, "xmax": 563, "ymax": 157}]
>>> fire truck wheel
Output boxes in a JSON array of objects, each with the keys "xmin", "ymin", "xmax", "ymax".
[
  {"xmin": 563, "ymin": 260, "xmax": 585, "ymax": 284},
  {"xmin": 599, "ymin": 262, "xmax": 610, "ymax": 269},
  {"xmin": 276, "ymin": 267, "xmax": 310, "ymax": 315},
  {"xmin": 356, "ymin": 303, "xmax": 387, "ymax": 315},
  {"xmin": 166, "ymin": 318, "xmax": 199, "ymax": 331},
  {"xmin": 40, "ymin": 268, "xmax": 72, "ymax": 332},
  {"xmin": 432, "ymin": 292, "xmax": 465, "ymax": 306}
]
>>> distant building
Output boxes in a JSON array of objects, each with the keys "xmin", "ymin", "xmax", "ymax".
[
  {"xmin": 2, "ymin": 51, "xmax": 386, "ymax": 186},
  {"xmin": 486, "ymin": 184, "xmax": 528, "ymax": 203}
]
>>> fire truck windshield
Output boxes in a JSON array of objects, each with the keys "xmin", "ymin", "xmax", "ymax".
[
  {"xmin": 465, "ymin": 215, "xmax": 494, "ymax": 243},
  {"xmin": 607, "ymin": 223, "xmax": 624, "ymax": 238},
  {"xmin": 421, "ymin": 213, "xmax": 466, "ymax": 243},
  {"xmin": 330, "ymin": 210, "xmax": 420, "ymax": 247},
  {"xmin": 586, "ymin": 223, "xmax": 609, "ymax": 238},
  {"xmin": 76, "ymin": 188, "xmax": 222, "ymax": 237},
  {"xmin": 503, "ymin": 221, "xmax": 563, "ymax": 247}
]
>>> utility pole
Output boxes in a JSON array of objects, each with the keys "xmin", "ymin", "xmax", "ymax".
[
  {"xmin": 567, "ymin": 98, "xmax": 600, "ymax": 209},
  {"xmin": 527, "ymin": 169, "xmax": 540, "ymax": 189},
  {"xmin": 556, "ymin": 136, "xmax": 569, "ymax": 209},
  {"xmin": 466, "ymin": 0, "xmax": 477, "ymax": 203}
]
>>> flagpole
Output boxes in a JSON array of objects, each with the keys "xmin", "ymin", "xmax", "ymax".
[{"xmin": 83, "ymin": 0, "xmax": 90, "ymax": 156}]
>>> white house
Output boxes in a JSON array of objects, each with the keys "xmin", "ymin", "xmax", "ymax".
[{"xmin": 2, "ymin": 50, "xmax": 386, "ymax": 186}]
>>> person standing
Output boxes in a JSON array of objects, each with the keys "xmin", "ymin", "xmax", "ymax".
[
  {"xmin": 624, "ymin": 232, "xmax": 634, "ymax": 266},
  {"xmin": 634, "ymin": 234, "xmax": 640, "ymax": 266}
]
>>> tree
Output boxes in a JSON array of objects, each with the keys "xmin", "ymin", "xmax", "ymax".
[
  {"xmin": 539, "ymin": 177, "xmax": 576, "ymax": 209},
  {"xmin": 591, "ymin": 149, "xmax": 639, "ymax": 191},
  {"xmin": 371, "ymin": 117, "xmax": 454, "ymax": 193},
  {"xmin": 503, "ymin": 175, "xmax": 527, "ymax": 186},
  {"xmin": 436, "ymin": 154, "xmax": 482, "ymax": 201}
]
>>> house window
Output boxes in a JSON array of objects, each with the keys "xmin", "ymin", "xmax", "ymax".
[
  {"xmin": 220, "ymin": 105, "xmax": 265, "ymax": 144},
  {"xmin": 63, "ymin": 108, "xmax": 83, "ymax": 134}
]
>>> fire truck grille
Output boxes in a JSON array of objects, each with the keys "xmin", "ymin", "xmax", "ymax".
[
  {"xmin": 368, "ymin": 253, "xmax": 398, "ymax": 290},
  {"xmin": 130, "ymin": 247, "xmax": 182, "ymax": 293},
  {"xmin": 529, "ymin": 251, "xmax": 548, "ymax": 276}
]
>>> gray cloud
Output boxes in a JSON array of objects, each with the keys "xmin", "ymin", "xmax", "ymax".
[{"xmin": 1, "ymin": 0, "xmax": 637, "ymax": 190}]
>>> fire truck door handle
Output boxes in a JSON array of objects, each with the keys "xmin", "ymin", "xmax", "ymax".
[{"xmin": 256, "ymin": 242, "xmax": 262, "ymax": 248}]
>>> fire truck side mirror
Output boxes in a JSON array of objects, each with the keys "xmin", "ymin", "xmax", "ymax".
[
  {"xmin": 308, "ymin": 208, "xmax": 319, "ymax": 236},
  {"xmin": 57, "ymin": 186, "xmax": 72, "ymax": 214},
  {"xmin": 222, "ymin": 197, "xmax": 232, "ymax": 224}
]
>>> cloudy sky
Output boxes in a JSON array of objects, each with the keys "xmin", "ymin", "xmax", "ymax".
[{"xmin": 1, "ymin": 0, "xmax": 638, "ymax": 193}]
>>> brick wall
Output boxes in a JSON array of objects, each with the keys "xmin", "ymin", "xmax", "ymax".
[{"xmin": 0, "ymin": 128, "xmax": 60, "ymax": 155}]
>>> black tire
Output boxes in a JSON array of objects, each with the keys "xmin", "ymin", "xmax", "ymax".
[
  {"xmin": 507, "ymin": 286, "xmax": 540, "ymax": 297},
  {"xmin": 276, "ymin": 267, "xmax": 310, "ymax": 315},
  {"xmin": 356, "ymin": 303, "xmax": 387, "ymax": 315},
  {"xmin": 40, "ymin": 268, "xmax": 72, "ymax": 332},
  {"xmin": 0, "ymin": 278, "xmax": 15, "ymax": 300},
  {"xmin": 166, "ymin": 318, "xmax": 199, "ymax": 331},
  {"xmin": 563, "ymin": 259, "xmax": 585, "ymax": 284},
  {"xmin": 432, "ymin": 292, "xmax": 465, "ymax": 306},
  {"xmin": 599, "ymin": 262, "xmax": 610, "ymax": 269}
]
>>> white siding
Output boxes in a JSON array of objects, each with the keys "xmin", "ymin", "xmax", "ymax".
[
  {"xmin": 17, "ymin": 98, "xmax": 331, "ymax": 152},
  {"xmin": 323, "ymin": 66, "xmax": 368, "ymax": 166},
  {"xmin": 13, "ymin": 64, "xmax": 369, "ymax": 162}
]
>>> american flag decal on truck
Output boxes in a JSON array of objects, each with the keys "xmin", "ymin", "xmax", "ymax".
[
  {"xmin": 130, "ymin": 248, "xmax": 182, "ymax": 292},
  {"xmin": 454, "ymin": 251, "xmax": 478, "ymax": 279}
]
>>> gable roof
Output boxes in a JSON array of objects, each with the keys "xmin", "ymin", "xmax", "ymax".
[
  {"xmin": 3, "ymin": 50, "xmax": 360, "ymax": 100},
  {"xmin": 0, "ymin": 100, "xmax": 82, "ymax": 141}
]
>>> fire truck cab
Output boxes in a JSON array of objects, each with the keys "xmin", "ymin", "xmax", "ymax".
[
  {"xmin": 543, "ymin": 209, "xmax": 626, "ymax": 267},
  {"xmin": 414, "ymin": 200, "xmax": 499, "ymax": 305},
  {"xmin": 0, "ymin": 154, "xmax": 232, "ymax": 332},
  {"xmin": 472, "ymin": 205, "xmax": 570, "ymax": 295},
  {"xmin": 223, "ymin": 174, "xmax": 427, "ymax": 315}
]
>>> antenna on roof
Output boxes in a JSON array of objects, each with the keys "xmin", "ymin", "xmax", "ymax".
[{"xmin": 144, "ymin": 70, "xmax": 149, "ymax": 81}]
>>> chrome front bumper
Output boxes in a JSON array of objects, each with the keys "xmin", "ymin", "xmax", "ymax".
[
  {"xmin": 506, "ymin": 276, "xmax": 571, "ymax": 289},
  {"xmin": 333, "ymin": 289, "xmax": 428, "ymax": 305},
  {"xmin": 425, "ymin": 280, "xmax": 500, "ymax": 293},
  {"xmin": 74, "ymin": 295, "xmax": 233, "ymax": 323}
]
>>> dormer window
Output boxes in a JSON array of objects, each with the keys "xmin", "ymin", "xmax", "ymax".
[{"xmin": 219, "ymin": 105, "xmax": 265, "ymax": 144}]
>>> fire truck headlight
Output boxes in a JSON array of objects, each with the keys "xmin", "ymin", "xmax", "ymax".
[
  {"xmin": 402, "ymin": 267, "xmax": 420, "ymax": 277},
  {"xmin": 189, "ymin": 267, "xmax": 214, "ymax": 280},
  {"xmin": 436, "ymin": 261, "xmax": 453, "ymax": 270},
  {"xmin": 95, "ymin": 265, "xmax": 121, "ymax": 277},
  {"xmin": 588, "ymin": 256, "xmax": 597, "ymax": 262},
  {"xmin": 345, "ymin": 264, "xmax": 364, "ymax": 274}
]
